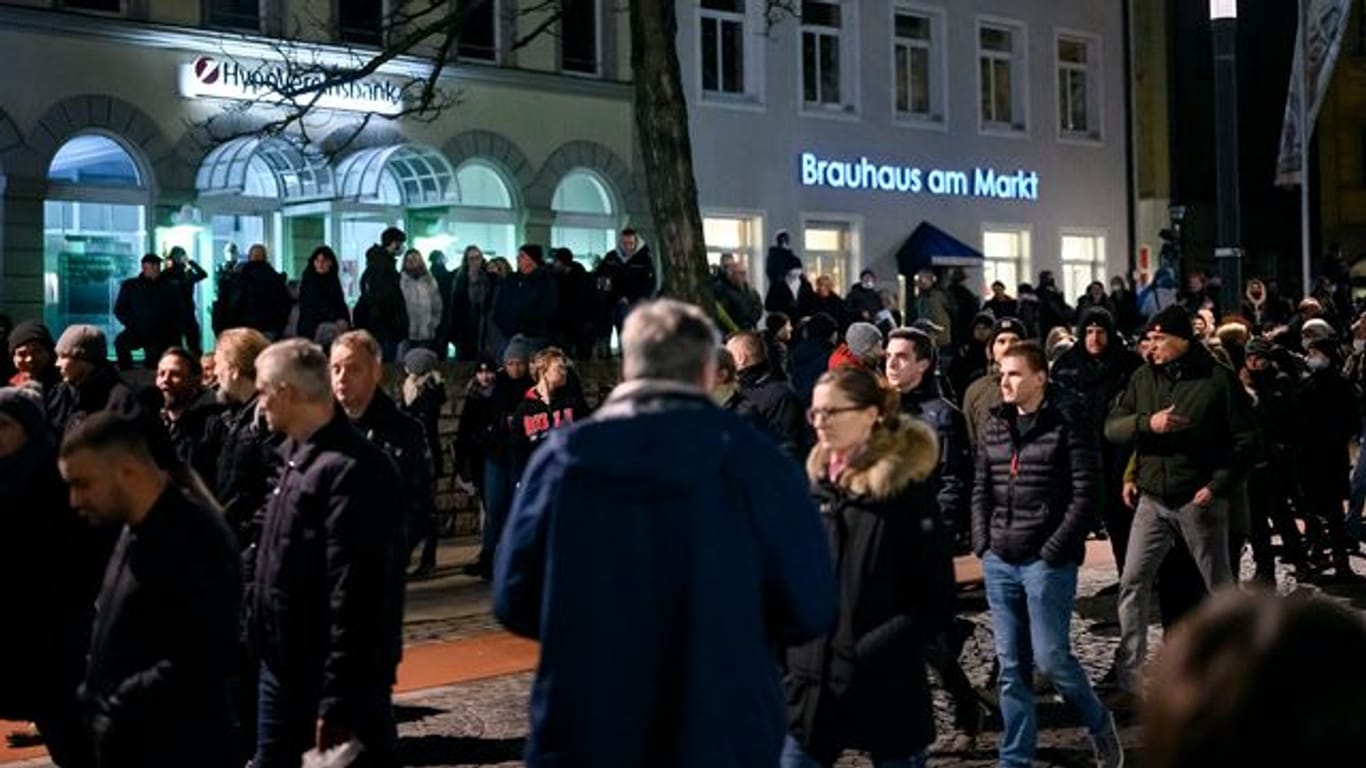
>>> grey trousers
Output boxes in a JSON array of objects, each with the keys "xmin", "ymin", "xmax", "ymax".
[{"xmin": 1115, "ymin": 493, "xmax": 1233, "ymax": 691}]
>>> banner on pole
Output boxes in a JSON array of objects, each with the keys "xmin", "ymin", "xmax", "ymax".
[{"xmin": 1275, "ymin": 0, "xmax": 1354, "ymax": 188}]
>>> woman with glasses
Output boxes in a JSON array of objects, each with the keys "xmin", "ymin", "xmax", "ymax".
[{"xmin": 783, "ymin": 366, "xmax": 956, "ymax": 768}]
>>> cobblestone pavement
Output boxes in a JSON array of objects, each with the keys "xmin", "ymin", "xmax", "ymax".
[{"xmin": 392, "ymin": 545, "xmax": 1366, "ymax": 768}]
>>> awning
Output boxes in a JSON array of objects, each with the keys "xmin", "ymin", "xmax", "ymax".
[
  {"xmin": 894, "ymin": 221, "xmax": 984, "ymax": 275},
  {"xmin": 195, "ymin": 136, "xmax": 333, "ymax": 201},
  {"xmin": 334, "ymin": 143, "xmax": 456, "ymax": 206}
]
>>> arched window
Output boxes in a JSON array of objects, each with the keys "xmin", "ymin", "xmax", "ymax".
[
  {"xmin": 551, "ymin": 169, "xmax": 619, "ymax": 266},
  {"xmin": 421, "ymin": 160, "xmax": 519, "ymax": 260},
  {"xmin": 44, "ymin": 134, "xmax": 150, "ymax": 350}
]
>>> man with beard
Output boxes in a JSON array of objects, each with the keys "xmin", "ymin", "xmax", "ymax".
[
  {"xmin": 331, "ymin": 330, "xmax": 434, "ymax": 579},
  {"xmin": 209, "ymin": 328, "xmax": 278, "ymax": 545},
  {"xmin": 155, "ymin": 348, "xmax": 224, "ymax": 486},
  {"xmin": 1051, "ymin": 308, "xmax": 1142, "ymax": 574}
]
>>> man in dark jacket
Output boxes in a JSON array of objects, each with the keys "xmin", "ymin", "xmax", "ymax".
[
  {"xmin": 549, "ymin": 248, "xmax": 596, "ymax": 358},
  {"xmin": 493, "ymin": 245, "xmax": 559, "ymax": 347},
  {"xmin": 1296, "ymin": 337, "xmax": 1361, "ymax": 580},
  {"xmin": 229, "ymin": 244, "xmax": 291, "ymax": 340},
  {"xmin": 972, "ymin": 340, "xmax": 1122, "ymax": 768},
  {"xmin": 1241, "ymin": 339, "xmax": 1308, "ymax": 580},
  {"xmin": 60, "ymin": 412, "xmax": 240, "ymax": 768},
  {"xmin": 763, "ymin": 231, "xmax": 813, "ymax": 322},
  {"xmin": 331, "ymin": 330, "xmax": 433, "ymax": 579},
  {"xmin": 790, "ymin": 313, "xmax": 839, "ymax": 409},
  {"xmin": 725, "ymin": 331, "xmax": 806, "ymax": 458},
  {"xmin": 208, "ymin": 328, "xmax": 279, "ymax": 546},
  {"xmin": 464, "ymin": 338, "xmax": 535, "ymax": 579},
  {"xmin": 154, "ymin": 347, "xmax": 224, "ymax": 486},
  {"xmin": 113, "ymin": 254, "xmax": 184, "ymax": 370},
  {"xmin": 163, "ymin": 246, "xmax": 209, "ymax": 353},
  {"xmin": 1105, "ymin": 305, "xmax": 1255, "ymax": 701},
  {"xmin": 8, "ymin": 320, "xmax": 64, "ymax": 415},
  {"xmin": 594, "ymin": 228, "xmax": 656, "ymax": 338},
  {"xmin": 51, "ymin": 325, "xmax": 142, "ymax": 436},
  {"xmin": 713, "ymin": 257, "xmax": 763, "ymax": 333},
  {"xmin": 251, "ymin": 339, "xmax": 406, "ymax": 767},
  {"xmin": 1051, "ymin": 307, "xmax": 1143, "ymax": 573},
  {"xmin": 355, "ymin": 229, "xmax": 408, "ymax": 361},
  {"xmin": 493, "ymin": 298, "xmax": 835, "ymax": 767},
  {"xmin": 846, "ymin": 269, "xmax": 883, "ymax": 324}
]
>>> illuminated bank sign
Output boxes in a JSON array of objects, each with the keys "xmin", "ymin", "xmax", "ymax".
[
  {"xmin": 799, "ymin": 152, "xmax": 1039, "ymax": 202},
  {"xmin": 180, "ymin": 56, "xmax": 405, "ymax": 114}
]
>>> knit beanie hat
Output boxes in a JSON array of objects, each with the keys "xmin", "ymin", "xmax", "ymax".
[
  {"xmin": 990, "ymin": 317, "xmax": 1028, "ymax": 345},
  {"xmin": 403, "ymin": 348, "xmax": 439, "ymax": 377},
  {"xmin": 503, "ymin": 334, "xmax": 534, "ymax": 363},
  {"xmin": 7, "ymin": 320, "xmax": 55, "ymax": 357},
  {"xmin": 55, "ymin": 324, "xmax": 107, "ymax": 362},
  {"xmin": 0, "ymin": 387, "xmax": 44, "ymax": 441},
  {"xmin": 1145, "ymin": 305, "xmax": 1194, "ymax": 342},
  {"xmin": 845, "ymin": 322, "xmax": 884, "ymax": 360},
  {"xmin": 1078, "ymin": 306, "xmax": 1116, "ymax": 335}
]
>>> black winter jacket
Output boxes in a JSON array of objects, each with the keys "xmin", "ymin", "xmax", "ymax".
[
  {"xmin": 229, "ymin": 261, "xmax": 291, "ymax": 337},
  {"xmin": 510, "ymin": 385, "xmax": 589, "ymax": 475},
  {"xmin": 296, "ymin": 268, "xmax": 350, "ymax": 341},
  {"xmin": 208, "ymin": 395, "xmax": 281, "ymax": 546},
  {"xmin": 737, "ymin": 363, "xmax": 807, "ymax": 459},
  {"xmin": 113, "ymin": 275, "xmax": 183, "ymax": 345},
  {"xmin": 161, "ymin": 390, "xmax": 226, "ymax": 488},
  {"xmin": 448, "ymin": 267, "xmax": 494, "ymax": 361},
  {"xmin": 352, "ymin": 391, "xmax": 433, "ymax": 542},
  {"xmin": 973, "ymin": 398, "xmax": 1099, "ymax": 565},
  {"xmin": 251, "ymin": 412, "xmax": 406, "ymax": 729},
  {"xmin": 355, "ymin": 247, "xmax": 408, "ymax": 344},
  {"xmin": 786, "ymin": 417, "xmax": 953, "ymax": 763},
  {"xmin": 50, "ymin": 365, "xmax": 141, "ymax": 436},
  {"xmin": 493, "ymin": 267, "xmax": 559, "ymax": 340},
  {"xmin": 454, "ymin": 383, "xmax": 497, "ymax": 480},
  {"xmin": 1297, "ymin": 368, "xmax": 1360, "ymax": 498},
  {"xmin": 82, "ymin": 485, "xmax": 240, "ymax": 767},
  {"xmin": 595, "ymin": 246, "xmax": 656, "ymax": 308},
  {"xmin": 900, "ymin": 378, "xmax": 971, "ymax": 538}
]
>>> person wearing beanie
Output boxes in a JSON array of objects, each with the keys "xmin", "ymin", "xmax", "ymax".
[
  {"xmin": 828, "ymin": 321, "xmax": 884, "ymax": 372},
  {"xmin": 8, "ymin": 320, "xmax": 62, "ymax": 411},
  {"xmin": 1296, "ymin": 335, "xmax": 1360, "ymax": 580},
  {"xmin": 1052, "ymin": 306, "xmax": 1143, "ymax": 577},
  {"xmin": 962, "ymin": 317, "xmax": 1027, "ymax": 447},
  {"xmin": 0, "ymin": 387, "xmax": 105, "ymax": 768},
  {"xmin": 949, "ymin": 311, "xmax": 999, "ymax": 399},
  {"xmin": 466, "ymin": 335, "xmax": 536, "ymax": 579},
  {"xmin": 789, "ymin": 312, "xmax": 840, "ymax": 409},
  {"xmin": 1104, "ymin": 303, "xmax": 1257, "ymax": 707},
  {"xmin": 400, "ymin": 347, "xmax": 448, "ymax": 578},
  {"xmin": 491, "ymin": 244, "xmax": 559, "ymax": 346},
  {"xmin": 50, "ymin": 325, "xmax": 141, "ymax": 435}
]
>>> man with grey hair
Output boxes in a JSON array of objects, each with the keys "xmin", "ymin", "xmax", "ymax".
[
  {"xmin": 494, "ymin": 298, "xmax": 835, "ymax": 766},
  {"xmin": 250, "ymin": 338, "xmax": 406, "ymax": 768}
]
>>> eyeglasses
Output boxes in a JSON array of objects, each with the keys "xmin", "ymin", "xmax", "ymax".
[{"xmin": 806, "ymin": 405, "xmax": 868, "ymax": 425}]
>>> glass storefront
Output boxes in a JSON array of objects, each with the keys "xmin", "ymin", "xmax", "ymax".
[
  {"xmin": 43, "ymin": 135, "xmax": 148, "ymax": 347},
  {"xmin": 552, "ymin": 169, "xmax": 618, "ymax": 268}
]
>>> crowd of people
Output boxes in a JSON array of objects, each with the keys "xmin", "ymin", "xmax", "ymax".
[{"xmin": 2, "ymin": 231, "xmax": 1366, "ymax": 767}]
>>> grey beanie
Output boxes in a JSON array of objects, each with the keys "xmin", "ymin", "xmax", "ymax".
[
  {"xmin": 55, "ymin": 324, "xmax": 107, "ymax": 362},
  {"xmin": 403, "ymin": 348, "xmax": 439, "ymax": 376},
  {"xmin": 503, "ymin": 334, "xmax": 534, "ymax": 363},
  {"xmin": 845, "ymin": 322, "xmax": 884, "ymax": 360}
]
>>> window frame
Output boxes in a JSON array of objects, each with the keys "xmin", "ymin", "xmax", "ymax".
[
  {"xmin": 202, "ymin": 0, "xmax": 263, "ymax": 32},
  {"xmin": 456, "ymin": 0, "xmax": 501, "ymax": 64},
  {"xmin": 1059, "ymin": 228, "xmax": 1108, "ymax": 301},
  {"xmin": 702, "ymin": 208, "xmax": 767, "ymax": 290},
  {"xmin": 697, "ymin": 0, "xmax": 756, "ymax": 105},
  {"xmin": 890, "ymin": 2, "xmax": 948, "ymax": 131},
  {"xmin": 800, "ymin": 212, "xmax": 864, "ymax": 290},
  {"xmin": 336, "ymin": 0, "xmax": 388, "ymax": 47},
  {"xmin": 976, "ymin": 15, "xmax": 1030, "ymax": 138},
  {"xmin": 559, "ymin": 0, "xmax": 603, "ymax": 78},
  {"xmin": 980, "ymin": 223, "xmax": 1033, "ymax": 294},
  {"xmin": 1055, "ymin": 29, "xmax": 1104, "ymax": 144},
  {"xmin": 798, "ymin": 0, "xmax": 860, "ymax": 119}
]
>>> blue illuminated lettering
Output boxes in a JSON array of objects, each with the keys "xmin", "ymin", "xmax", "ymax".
[{"xmin": 797, "ymin": 152, "xmax": 1038, "ymax": 202}]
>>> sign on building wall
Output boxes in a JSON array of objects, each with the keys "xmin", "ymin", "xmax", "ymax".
[
  {"xmin": 798, "ymin": 152, "xmax": 1040, "ymax": 202},
  {"xmin": 179, "ymin": 55, "xmax": 405, "ymax": 114}
]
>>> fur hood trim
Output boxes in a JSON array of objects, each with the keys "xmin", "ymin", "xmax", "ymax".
[{"xmin": 806, "ymin": 415, "xmax": 939, "ymax": 500}]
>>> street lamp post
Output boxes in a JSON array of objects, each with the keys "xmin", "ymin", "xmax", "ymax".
[{"xmin": 1210, "ymin": 0, "xmax": 1242, "ymax": 314}]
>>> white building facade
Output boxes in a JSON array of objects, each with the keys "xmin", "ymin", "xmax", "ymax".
[{"xmin": 678, "ymin": 0, "xmax": 1129, "ymax": 303}]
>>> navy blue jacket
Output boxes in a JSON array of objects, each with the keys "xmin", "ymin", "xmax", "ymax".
[
  {"xmin": 252, "ymin": 412, "xmax": 405, "ymax": 729},
  {"xmin": 494, "ymin": 381, "xmax": 836, "ymax": 768}
]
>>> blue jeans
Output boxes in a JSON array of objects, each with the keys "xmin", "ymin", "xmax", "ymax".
[
  {"xmin": 780, "ymin": 734, "xmax": 926, "ymax": 768},
  {"xmin": 481, "ymin": 457, "xmax": 515, "ymax": 562},
  {"xmin": 254, "ymin": 662, "xmax": 397, "ymax": 768},
  {"xmin": 983, "ymin": 552, "xmax": 1109, "ymax": 768}
]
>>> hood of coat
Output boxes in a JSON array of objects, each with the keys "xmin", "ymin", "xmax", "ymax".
[{"xmin": 806, "ymin": 415, "xmax": 938, "ymax": 500}]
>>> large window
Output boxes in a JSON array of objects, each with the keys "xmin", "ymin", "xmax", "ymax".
[
  {"xmin": 979, "ymin": 20, "xmax": 1027, "ymax": 133},
  {"xmin": 552, "ymin": 170, "xmax": 618, "ymax": 267},
  {"xmin": 1057, "ymin": 33, "xmax": 1101, "ymax": 140},
  {"xmin": 892, "ymin": 5, "xmax": 944, "ymax": 125},
  {"xmin": 982, "ymin": 227, "xmax": 1031, "ymax": 294},
  {"xmin": 458, "ymin": 0, "xmax": 498, "ymax": 62},
  {"xmin": 339, "ymin": 0, "xmax": 384, "ymax": 46},
  {"xmin": 44, "ymin": 135, "xmax": 148, "ymax": 350},
  {"xmin": 1061, "ymin": 232, "xmax": 1106, "ymax": 301},
  {"xmin": 700, "ymin": 0, "xmax": 746, "ymax": 97},
  {"xmin": 801, "ymin": 1, "xmax": 854, "ymax": 113},
  {"xmin": 419, "ymin": 161, "xmax": 519, "ymax": 262},
  {"xmin": 204, "ymin": 0, "xmax": 260, "ymax": 31},
  {"xmin": 561, "ymin": 0, "xmax": 599, "ymax": 75},
  {"xmin": 803, "ymin": 219, "xmax": 855, "ymax": 291},
  {"xmin": 703, "ymin": 214, "xmax": 762, "ymax": 283}
]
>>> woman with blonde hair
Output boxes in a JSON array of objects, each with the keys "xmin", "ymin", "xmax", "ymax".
[{"xmin": 783, "ymin": 365, "xmax": 954, "ymax": 767}]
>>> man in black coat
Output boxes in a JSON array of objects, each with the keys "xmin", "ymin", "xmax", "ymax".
[
  {"xmin": 493, "ymin": 245, "xmax": 559, "ymax": 346},
  {"xmin": 60, "ymin": 412, "xmax": 240, "ymax": 768},
  {"xmin": 724, "ymin": 331, "xmax": 806, "ymax": 459},
  {"xmin": 229, "ymin": 244, "xmax": 291, "ymax": 340},
  {"xmin": 550, "ymin": 248, "xmax": 596, "ymax": 358},
  {"xmin": 714, "ymin": 257, "xmax": 764, "ymax": 333},
  {"xmin": 207, "ymin": 328, "xmax": 279, "ymax": 547},
  {"xmin": 972, "ymin": 341, "xmax": 1121, "ymax": 768},
  {"xmin": 163, "ymin": 246, "xmax": 209, "ymax": 353},
  {"xmin": 154, "ymin": 347, "xmax": 225, "ymax": 487},
  {"xmin": 51, "ymin": 325, "xmax": 142, "ymax": 436},
  {"xmin": 330, "ymin": 330, "xmax": 434, "ymax": 578},
  {"xmin": 1050, "ymin": 307, "xmax": 1142, "ymax": 574},
  {"xmin": 593, "ymin": 228, "xmax": 656, "ymax": 338},
  {"xmin": 251, "ymin": 339, "xmax": 406, "ymax": 768},
  {"xmin": 113, "ymin": 254, "xmax": 183, "ymax": 370},
  {"xmin": 355, "ymin": 229, "xmax": 408, "ymax": 361},
  {"xmin": 465, "ymin": 339, "xmax": 535, "ymax": 579}
]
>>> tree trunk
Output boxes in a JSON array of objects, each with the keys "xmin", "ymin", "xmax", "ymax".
[{"xmin": 629, "ymin": 0, "xmax": 713, "ymax": 310}]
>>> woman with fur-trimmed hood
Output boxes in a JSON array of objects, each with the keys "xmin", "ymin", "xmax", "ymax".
[{"xmin": 783, "ymin": 366, "xmax": 956, "ymax": 766}]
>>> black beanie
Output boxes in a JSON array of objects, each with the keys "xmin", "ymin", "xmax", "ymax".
[
  {"xmin": 7, "ymin": 320, "xmax": 55, "ymax": 357},
  {"xmin": 1078, "ymin": 306, "xmax": 1116, "ymax": 335},
  {"xmin": 1146, "ymin": 305, "xmax": 1194, "ymax": 342}
]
